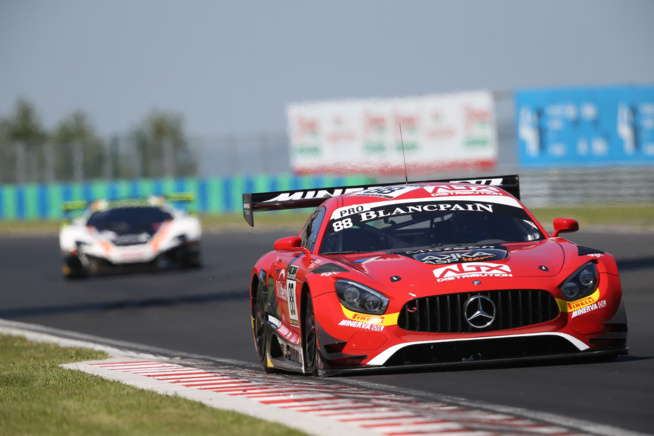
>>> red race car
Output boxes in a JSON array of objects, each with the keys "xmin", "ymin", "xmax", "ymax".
[{"xmin": 242, "ymin": 175, "xmax": 628, "ymax": 376}]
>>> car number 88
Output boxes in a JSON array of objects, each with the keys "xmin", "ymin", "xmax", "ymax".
[{"xmin": 333, "ymin": 218, "xmax": 354, "ymax": 232}]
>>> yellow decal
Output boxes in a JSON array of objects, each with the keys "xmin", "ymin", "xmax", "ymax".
[
  {"xmin": 556, "ymin": 288, "xmax": 600, "ymax": 313},
  {"xmin": 341, "ymin": 305, "xmax": 399, "ymax": 326}
]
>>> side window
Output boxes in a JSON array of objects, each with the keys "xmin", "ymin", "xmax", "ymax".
[{"xmin": 300, "ymin": 207, "xmax": 326, "ymax": 252}]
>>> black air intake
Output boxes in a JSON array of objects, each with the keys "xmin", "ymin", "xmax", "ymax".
[{"xmin": 398, "ymin": 289, "xmax": 560, "ymax": 333}]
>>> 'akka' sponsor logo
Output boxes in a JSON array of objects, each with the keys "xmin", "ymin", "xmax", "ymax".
[
  {"xmin": 433, "ymin": 262, "xmax": 512, "ymax": 282},
  {"xmin": 415, "ymin": 249, "xmax": 506, "ymax": 265}
]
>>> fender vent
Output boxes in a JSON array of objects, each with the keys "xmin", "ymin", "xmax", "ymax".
[{"xmin": 577, "ymin": 246, "xmax": 604, "ymax": 256}]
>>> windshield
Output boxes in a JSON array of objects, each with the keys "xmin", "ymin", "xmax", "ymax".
[
  {"xmin": 320, "ymin": 200, "xmax": 543, "ymax": 254},
  {"xmin": 87, "ymin": 206, "xmax": 172, "ymax": 236}
]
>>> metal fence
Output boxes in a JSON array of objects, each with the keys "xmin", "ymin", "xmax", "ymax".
[
  {"xmin": 517, "ymin": 167, "xmax": 654, "ymax": 207},
  {"xmin": 1, "ymin": 91, "xmax": 652, "ymax": 207}
]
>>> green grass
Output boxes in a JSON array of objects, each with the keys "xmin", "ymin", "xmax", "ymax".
[
  {"xmin": 0, "ymin": 204, "xmax": 652, "ymax": 236},
  {"xmin": 530, "ymin": 204, "xmax": 654, "ymax": 230},
  {"xmin": 0, "ymin": 334, "xmax": 307, "ymax": 436}
]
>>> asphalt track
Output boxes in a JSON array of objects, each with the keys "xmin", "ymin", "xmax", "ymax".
[{"xmin": 1, "ymin": 227, "xmax": 653, "ymax": 435}]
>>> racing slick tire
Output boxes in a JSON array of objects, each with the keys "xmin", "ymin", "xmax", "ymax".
[
  {"xmin": 183, "ymin": 241, "xmax": 202, "ymax": 269},
  {"xmin": 62, "ymin": 255, "xmax": 88, "ymax": 279},
  {"xmin": 253, "ymin": 279, "xmax": 273, "ymax": 373},
  {"xmin": 303, "ymin": 294, "xmax": 325, "ymax": 377}
]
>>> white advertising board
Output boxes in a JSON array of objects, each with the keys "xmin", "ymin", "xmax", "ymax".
[{"xmin": 287, "ymin": 91, "xmax": 498, "ymax": 175}]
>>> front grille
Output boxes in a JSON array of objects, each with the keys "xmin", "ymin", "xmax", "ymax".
[
  {"xmin": 113, "ymin": 235, "xmax": 149, "ymax": 246},
  {"xmin": 398, "ymin": 289, "xmax": 559, "ymax": 333}
]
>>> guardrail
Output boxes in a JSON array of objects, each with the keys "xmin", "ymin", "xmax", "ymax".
[
  {"xmin": 517, "ymin": 167, "xmax": 654, "ymax": 207},
  {"xmin": 0, "ymin": 168, "xmax": 650, "ymax": 222},
  {"xmin": 0, "ymin": 174, "xmax": 373, "ymax": 221}
]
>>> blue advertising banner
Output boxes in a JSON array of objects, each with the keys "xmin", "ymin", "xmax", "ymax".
[{"xmin": 516, "ymin": 85, "xmax": 654, "ymax": 167}]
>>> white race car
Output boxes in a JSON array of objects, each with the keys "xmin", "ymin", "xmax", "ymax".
[{"xmin": 60, "ymin": 195, "xmax": 202, "ymax": 278}]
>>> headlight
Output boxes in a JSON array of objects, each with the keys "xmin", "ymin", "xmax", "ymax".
[
  {"xmin": 560, "ymin": 262, "xmax": 598, "ymax": 301},
  {"xmin": 335, "ymin": 279, "xmax": 388, "ymax": 315}
]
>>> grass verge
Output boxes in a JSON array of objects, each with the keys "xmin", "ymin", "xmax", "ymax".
[
  {"xmin": 0, "ymin": 334, "xmax": 307, "ymax": 436},
  {"xmin": 531, "ymin": 204, "xmax": 654, "ymax": 230}
]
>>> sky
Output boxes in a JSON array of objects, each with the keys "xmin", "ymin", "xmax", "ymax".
[{"xmin": 1, "ymin": 0, "xmax": 653, "ymax": 139}]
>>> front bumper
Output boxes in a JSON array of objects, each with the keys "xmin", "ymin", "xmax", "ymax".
[{"xmin": 312, "ymin": 293, "xmax": 628, "ymax": 375}]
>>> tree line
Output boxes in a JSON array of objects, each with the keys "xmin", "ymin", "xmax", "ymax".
[{"xmin": 0, "ymin": 98, "xmax": 197, "ymax": 184}]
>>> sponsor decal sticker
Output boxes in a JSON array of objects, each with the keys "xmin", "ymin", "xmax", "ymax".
[
  {"xmin": 338, "ymin": 319, "xmax": 385, "ymax": 331},
  {"xmin": 275, "ymin": 269, "xmax": 288, "ymax": 301},
  {"xmin": 426, "ymin": 185, "xmax": 502, "ymax": 197},
  {"xmin": 433, "ymin": 262, "xmax": 512, "ymax": 282},
  {"xmin": 264, "ymin": 187, "xmax": 365, "ymax": 204},
  {"xmin": 330, "ymin": 201, "xmax": 495, "ymax": 232},
  {"xmin": 340, "ymin": 305, "xmax": 399, "ymax": 326},
  {"xmin": 571, "ymin": 299, "xmax": 607, "ymax": 318},
  {"xmin": 557, "ymin": 289, "xmax": 602, "ymax": 313},
  {"xmin": 320, "ymin": 271, "xmax": 340, "ymax": 277},
  {"xmin": 414, "ymin": 249, "xmax": 506, "ymax": 265},
  {"xmin": 354, "ymin": 185, "xmax": 421, "ymax": 199},
  {"xmin": 287, "ymin": 265, "xmax": 300, "ymax": 327}
]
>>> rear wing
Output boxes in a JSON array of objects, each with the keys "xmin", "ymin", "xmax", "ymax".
[
  {"xmin": 62, "ymin": 193, "xmax": 196, "ymax": 217},
  {"xmin": 165, "ymin": 192, "xmax": 194, "ymax": 203},
  {"xmin": 243, "ymin": 174, "xmax": 520, "ymax": 226},
  {"xmin": 63, "ymin": 200, "xmax": 89, "ymax": 212}
]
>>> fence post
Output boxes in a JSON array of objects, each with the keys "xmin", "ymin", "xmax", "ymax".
[
  {"xmin": 16, "ymin": 141, "xmax": 26, "ymax": 184},
  {"xmin": 73, "ymin": 141, "xmax": 83, "ymax": 182}
]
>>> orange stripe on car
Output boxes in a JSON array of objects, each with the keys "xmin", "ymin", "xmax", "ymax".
[
  {"xmin": 99, "ymin": 239, "xmax": 113, "ymax": 256},
  {"xmin": 150, "ymin": 220, "xmax": 172, "ymax": 251}
]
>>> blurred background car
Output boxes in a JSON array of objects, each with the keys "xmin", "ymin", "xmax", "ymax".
[{"xmin": 59, "ymin": 194, "xmax": 202, "ymax": 278}]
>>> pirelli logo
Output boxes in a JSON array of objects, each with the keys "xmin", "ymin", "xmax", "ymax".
[{"xmin": 556, "ymin": 289, "xmax": 601, "ymax": 313}]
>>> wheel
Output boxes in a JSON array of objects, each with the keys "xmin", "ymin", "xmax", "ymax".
[
  {"xmin": 253, "ymin": 280, "xmax": 272, "ymax": 373},
  {"xmin": 62, "ymin": 255, "xmax": 88, "ymax": 279},
  {"xmin": 303, "ymin": 295, "xmax": 324, "ymax": 376},
  {"xmin": 183, "ymin": 241, "xmax": 202, "ymax": 269}
]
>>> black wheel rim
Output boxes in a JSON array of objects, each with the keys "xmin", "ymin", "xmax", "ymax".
[
  {"xmin": 305, "ymin": 298, "xmax": 318, "ymax": 373},
  {"xmin": 254, "ymin": 287, "xmax": 267, "ymax": 365}
]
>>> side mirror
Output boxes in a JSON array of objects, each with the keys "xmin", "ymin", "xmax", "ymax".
[
  {"xmin": 274, "ymin": 236, "xmax": 311, "ymax": 258},
  {"xmin": 274, "ymin": 236, "xmax": 302, "ymax": 251},
  {"xmin": 552, "ymin": 218, "xmax": 579, "ymax": 237}
]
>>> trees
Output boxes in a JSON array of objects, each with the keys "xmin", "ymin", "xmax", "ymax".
[
  {"xmin": 0, "ymin": 99, "xmax": 47, "ymax": 183},
  {"xmin": 50, "ymin": 111, "xmax": 105, "ymax": 181},
  {"xmin": 0, "ymin": 99, "xmax": 198, "ymax": 184},
  {"xmin": 130, "ymin": 110, "xmax": 197, "ymax": 179}
]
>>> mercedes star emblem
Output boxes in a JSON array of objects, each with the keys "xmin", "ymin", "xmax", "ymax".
[{"xmin": 464, "ymin": 295, "xmax": 496, "ymax": 328}]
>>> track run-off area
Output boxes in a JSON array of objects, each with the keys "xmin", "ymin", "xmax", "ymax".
[{"xmin": 1, "ymin": 227, "xmax": 653, "ymax": 435}]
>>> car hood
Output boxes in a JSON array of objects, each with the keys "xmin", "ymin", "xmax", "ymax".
[{"xmin": 332, "ymin": 239, "xmax": 566, "ymax": 291}]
